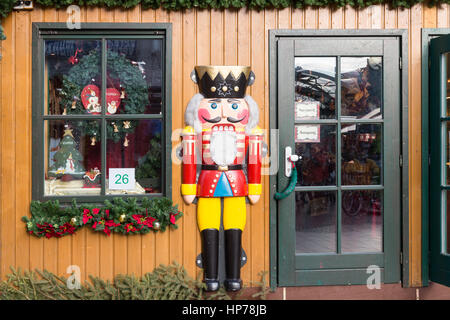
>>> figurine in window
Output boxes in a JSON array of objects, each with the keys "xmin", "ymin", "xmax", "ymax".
[{"xmin": 181, "ymin": 66, "xmax": 263, "ymax": 292}]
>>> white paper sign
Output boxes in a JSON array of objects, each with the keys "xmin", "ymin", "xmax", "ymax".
[
  {"xmin": 109, "ymin": 168, "xmax": 135, "ymax": 190},
  {"xmin": 295, "ymin": 125, "xmax": 321, "ymax": 143},
  {"xmin": 295, "ymin": 101, "xmax": 320, "ymax": 120}
]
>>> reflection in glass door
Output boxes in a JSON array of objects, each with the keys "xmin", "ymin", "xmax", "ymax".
[
  {"xmin": 276, "ymin": 37, "xmax": 401, "ymax": 286},
  {"xmin": 295, "ymin": 56, "xmax": 383, "ymax": 255}
]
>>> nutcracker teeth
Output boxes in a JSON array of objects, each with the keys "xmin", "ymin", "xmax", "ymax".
[
  {"xmin": 224, "ymin": 126, "xmax": 229, "ymax": 131},
  {"xmin": 219, "ymin": 126, "xmax": 223, "ymax": 131},
  {"xmin": 213, "ymin": 126, "xmax": 218, "ymax": 131}
]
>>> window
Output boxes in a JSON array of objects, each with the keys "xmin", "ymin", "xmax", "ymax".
[{"xmin": 32, "ymin": 23, "xmax": 172, "ymax": 202}]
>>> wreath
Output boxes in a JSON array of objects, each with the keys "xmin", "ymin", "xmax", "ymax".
[{"xmin": 60, "ymin": 49, "xmax": 149, "ymax": 143}]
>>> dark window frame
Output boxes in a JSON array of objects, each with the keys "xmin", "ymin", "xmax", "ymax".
[{"xmin": 32, "ymin": 23, "xmax": 172, "ymax": 203}]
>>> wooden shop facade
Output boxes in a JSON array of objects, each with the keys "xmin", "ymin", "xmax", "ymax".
[{"xmin": 2, "ymin": 1, "xmax": 450, "ymax": 299}]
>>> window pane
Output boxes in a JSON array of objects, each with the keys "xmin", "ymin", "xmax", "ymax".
[
  {"xmin": 445, "ymin": 53, "xmax": 450, "ymax": 117},
  {"xmin": 445, "ymin": 122, "xmax": 450, "ymax": 185},
  {"xmin": 444, "ymin": 191, "xmax": 450, "ymax": 254},
  {"xmin": 295, "ymin": 57, "xmax": 336, "ymax": 119},
  {"xmin": 296, "ymin": 191, "xmax": 337, "ymax": 254},
  {"xmin": 342, "ymin": 190, "xmax": 383, "ymax": 253},
  {"xmin": 106, "ymin": 119, "xmax": 162, "ymax": 194},
  {"xmin": 342, "ymin": 124, "xmax": 382, "ymax": 185},
  {"xmin": 107, "ymin": 40, "xmax": 163, "ymax": 115},
  {"xmin": 45, "ymin": 120, "xmax": 101, "ymax": 196},
  {"xmin": 45, "ymin": 40, "xmax": 102, "ymax": 115},
  {"xmin": 295, "ymin": 124, "xmax": 336, "ymax": 186},
  {"xmin": 341, "ymin": 57, "xmax": 383, "ymax": 119}
]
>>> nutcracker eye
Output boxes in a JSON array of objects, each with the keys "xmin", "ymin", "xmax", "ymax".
[
  {"xmin": 231, "ymin": 103, "xmax": 239, "ymax": 110},
  {"xmin": 210, "ymin": 103, "xmax": 218, "ymax": 109}
]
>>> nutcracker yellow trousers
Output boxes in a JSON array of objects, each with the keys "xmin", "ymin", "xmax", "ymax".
[{"xmin": 197, "ymin": 197, "xmax": 246, "ymax": 231}]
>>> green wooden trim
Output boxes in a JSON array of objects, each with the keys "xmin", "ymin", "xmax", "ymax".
[
  {"xmin": 382, "ymin": 38, "xmax": 402, "ymax": 284},
  {"xmin": 428, "ymin": 32, "xmax": 450, "ymax": 287},
  {"xmin": 276, "ymin": 38, "xmax": 296, "ymax": 286},
  {"xmin": 293, "ymin": 268, "xmax": 385, "ymax": 286},
  {"xmin": 336, "ymin": 55, "xmax": 342, "ymax": 255},
  {"xmin": 31, "ymin": 22, "xmax": 173, "ymax": 203},
  {"xmin": 295, "ymin": 253, "xmax": 384, "ymax": 270},
  {"xmin": 269, "ymin": 29, "xmax": 408, "ymax": 288},
  {"xmin": 268, "ymin": 29, "xmax": 279, "ymax": 291},
  {"xmin": 420, "ymin": 28, "xmax": 450, "ymax": 287}
]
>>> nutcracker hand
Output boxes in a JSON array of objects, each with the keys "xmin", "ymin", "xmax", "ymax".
[
  {"xmin": 183, "ymin": 195, "xmax": 196, "ymax": 205},
  {"xmin": 248, "ymin": 194, "xmax": 260, "ymax": 204}
]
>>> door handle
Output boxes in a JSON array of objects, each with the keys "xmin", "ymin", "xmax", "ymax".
[{"xmin": 285, "ymin": 146, "xmax": 301, "ymax": 177}]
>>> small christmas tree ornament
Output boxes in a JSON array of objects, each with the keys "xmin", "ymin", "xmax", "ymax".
[
  {"xmin": 48, "ymin": 126, "xmax": 85, "ymax": 180},
  {"xmin": 123, "ymin": 121, "xmax": 131, "ymax": 129},
  {"xmin": 153, "ymin": 221, "xmax": 161, "ymax": 230},
  {"xmin": 112, "ymin": 122, "xmax": 119, "ymax": 133},
  {"xmin": 63, "ymin": 107, "xmax": 67, "ymax": 115},
  {"xmin": 119, "ymin": 214, "xmax": 126, "ymax": 223},
  {"xmin": 120, "ymin": 87, "xmax": 126, "ymax": 99},
  {"xmin": 70, "ymin": 217, "xmax": 77, "ymax": 226},
  {"xmin": 124, "ymin": 134, "xmax": 129, "ymax": 147}
]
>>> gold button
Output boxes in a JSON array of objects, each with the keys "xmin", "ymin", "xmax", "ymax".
[
  {"xmin": 222, "ymin": 86, "xmax": 228, "ymax": 92},
  {"xmin": 234, "ymin": 86, "xmax": 239, "ymax": 92},
  {"xmin": 211, "ymin": 86, "xmax": 216, "ymax": 92}
]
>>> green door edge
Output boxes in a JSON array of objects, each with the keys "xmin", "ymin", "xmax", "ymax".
[
  {"xmin": 420, "ymin": 28, "xmax": 450, "ymax": 288},
  {"xmin": 268, "ymin": 29, "xmax": 409, "ymax": 290}
]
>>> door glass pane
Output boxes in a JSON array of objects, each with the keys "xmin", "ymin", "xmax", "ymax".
[
  {"xmin": 342, "ymin": 124, "xmax": 382, "ymax": 185},
  {"xmin": 45, "ymin": 40, "xmax": 102, "ymax": 115},
  {"xmin": 45, "ymin": 120, "xmax": 101, "ymax": 195},
  {"xmin": 342, "ymin": 190, "xmax": 383, "ymax": 253},
  {"xmin": 295, "ymin": 124, "xmax": 336, "ymax": 186},
  {"xmin": 296, "ymin": 191, "xmax": 337, "ymax": 253},
  {"xmin": 341, "ymin": 57, "xmax": 383, "ymax": 119},
  {"xmin": 445, "ymin": 122, "xmax": 450, "ymax": 185},
  {"xmin": 106, "ymin": 119, "xmax": 162, "ymax": 194},
  {"xmin": 295, "ymin": 57, "xmax": 336, "ymax": 119},
  {"xmin": 445, "ymin": 53, "xmax": 450, "ymax": 117},
  {"xmin": 107, "ymin": 39, "xmax": 163, "ymax": 115}
]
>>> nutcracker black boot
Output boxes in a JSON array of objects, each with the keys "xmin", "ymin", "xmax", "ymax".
[
  {"xmin": 224, "ymin": 229, "xmax": 243, "ymax": 292},
  {"xmin": 201, "ymin": 228, "xmax": 220, "ymax": 292}
]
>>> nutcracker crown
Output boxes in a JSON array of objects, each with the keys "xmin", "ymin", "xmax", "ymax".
[{"xmin": 191, "ymin": 66, "xmax": 255, "ymax": 98}]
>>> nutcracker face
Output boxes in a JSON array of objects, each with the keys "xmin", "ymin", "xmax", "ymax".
[{"xmin": 197, "ymin": 98, "xmax": 249, "ymax": 132}]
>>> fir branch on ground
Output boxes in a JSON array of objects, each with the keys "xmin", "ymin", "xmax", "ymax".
[{"xmin": 0, "ymin": 263, "xmax": 271, "ymax": 300}]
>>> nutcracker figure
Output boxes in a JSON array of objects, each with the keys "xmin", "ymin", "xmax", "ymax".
[{"xmin": 181, "ymin": 66, "xmax": 263, "ymax": 292}]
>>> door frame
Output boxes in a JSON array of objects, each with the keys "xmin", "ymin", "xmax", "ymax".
[
  {"xmin": 269, "ymin": 29, "xmax": 409, "ymax": 290},
  {"xmin": 421, "ymin": 28, "xmax": 450, "ymax": 287}
]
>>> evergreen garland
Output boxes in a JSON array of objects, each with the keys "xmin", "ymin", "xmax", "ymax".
[
  {"xmin": 60, "ymin": 48, "xmax": 148, "ymax": 142},
  {"xmin": 22, "ymin": 197, "xmax": 182, "ymax": 238},
  {"xmin": 0, "ymin": 263, "xmax": 270, "ymax": 300}
]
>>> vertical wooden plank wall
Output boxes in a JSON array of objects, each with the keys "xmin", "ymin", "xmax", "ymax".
[{"xmin": 0, "ymin": 3, "xmax": 440, "ymax": 287}]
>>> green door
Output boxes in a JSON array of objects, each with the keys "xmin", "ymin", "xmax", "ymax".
[
  {"xmin": 276, "ymin": 37, "xmax": 402, "ymax": 286},
  {"xmin": 429, "ymin": 34, "xmax": 450, "ymax": 286}
]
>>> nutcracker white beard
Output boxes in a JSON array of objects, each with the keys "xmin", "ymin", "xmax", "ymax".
[{"xmin": 210, "ymin": 130, "xmax": 237, "ymax": 166}]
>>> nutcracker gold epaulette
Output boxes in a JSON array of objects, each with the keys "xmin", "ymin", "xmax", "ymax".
[
  {"xmin": 182, "ymin": 126, "xmax": 195, "ymax": 135},
  {"xmin": 250, "ymin": 126, "xmax": 264, "ymax": 136}
]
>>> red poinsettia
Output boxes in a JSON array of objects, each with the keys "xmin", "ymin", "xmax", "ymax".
[
  {"xmin": 59, "ymin": 223, "xmax": 76, "ymax": 235},
  {"xmin": 105, "ymin": 209, "xmax": 110, "ymax": 218},
  {"xmin": 170, "ymin": 212, "xmax": 179, "ymax": 225},
  {"xmin": 92, "ymin": 208, "xmax": 100, "ymax": 215},
  {"xmin": 82, "ymin": 208, "xmax": 93, "ymax": 224},
  {"xmin": 143, "ymin": 216, "xmax": 155, "ymax": 228},
  {"xmin": 125, "ymin": 223, "xmax": 138, "ymax": 233}
]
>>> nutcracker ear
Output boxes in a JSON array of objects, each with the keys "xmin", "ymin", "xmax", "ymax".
[
  {"xmin": 190, "ymin": 70, "xmax": 198, "ymax": 84},
  {"xmin": 247, "ymin": 71, "xmax": 256, "ymax": 86}
]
